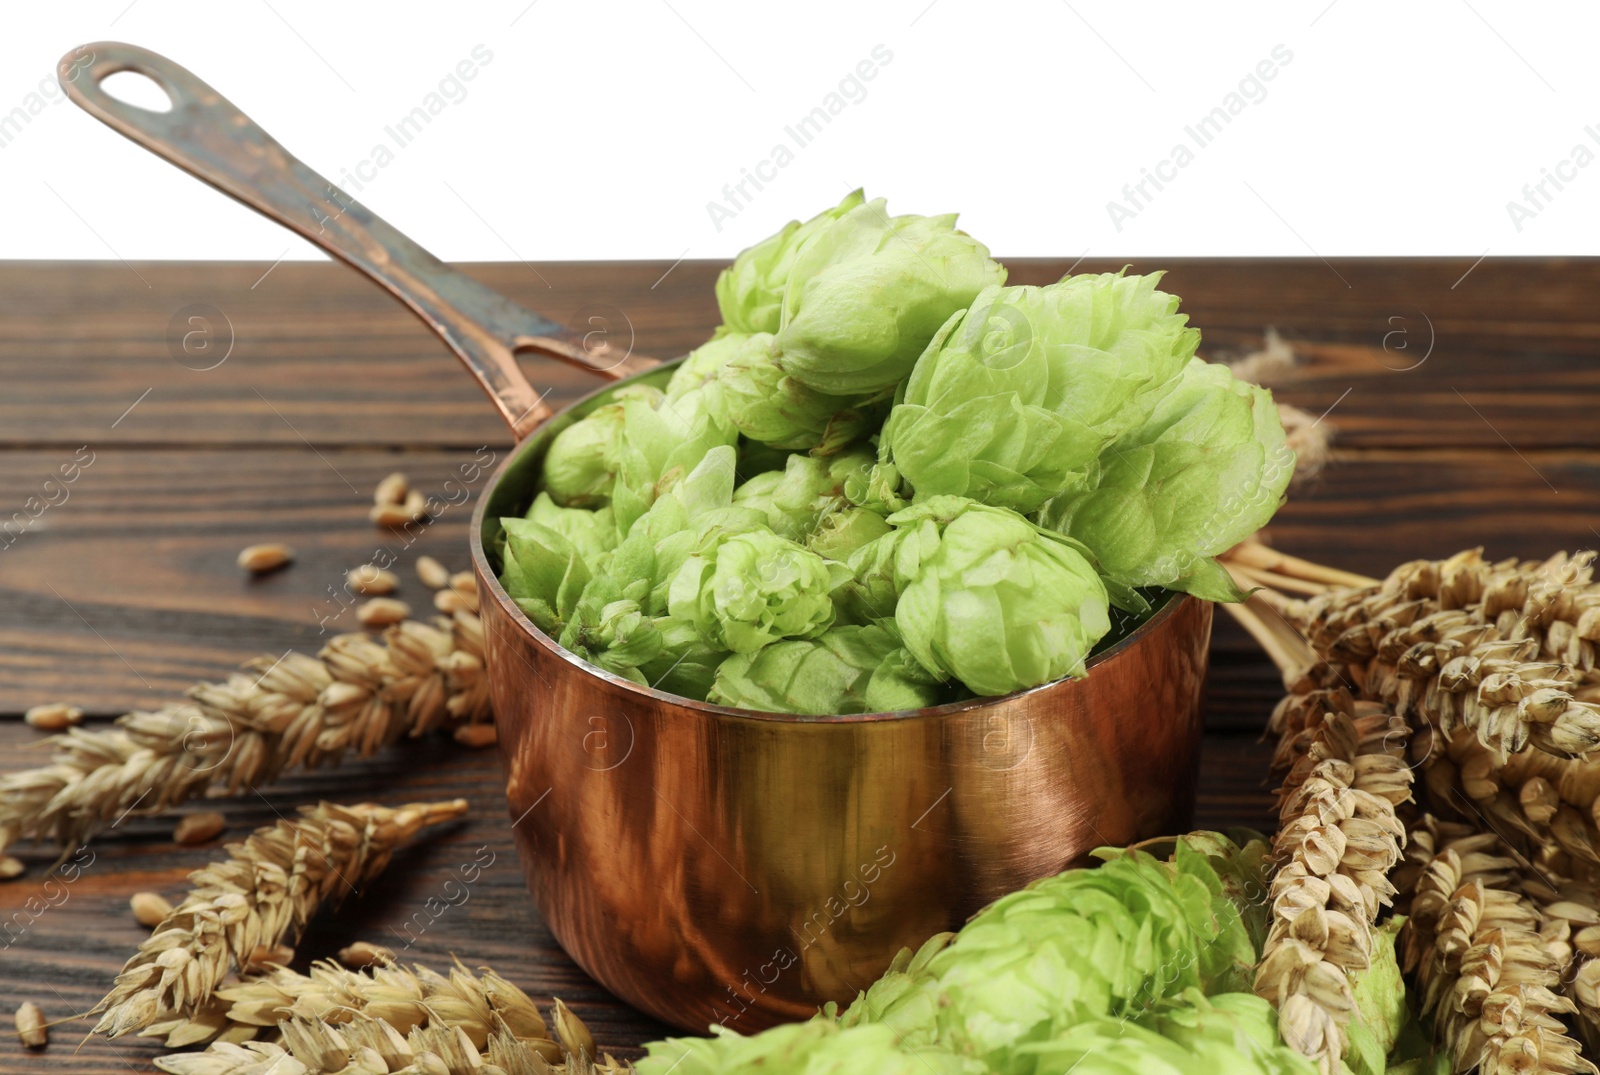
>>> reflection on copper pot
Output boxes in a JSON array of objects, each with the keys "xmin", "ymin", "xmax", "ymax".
[{"xmin": 474, "ymin": 378, "xmax": 1211, "ymax": 1032}]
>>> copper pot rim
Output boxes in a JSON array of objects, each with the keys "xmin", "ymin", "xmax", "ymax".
[{"xmin": 469, "ymin": 370, "xmax": 1196, "ymax": 727}]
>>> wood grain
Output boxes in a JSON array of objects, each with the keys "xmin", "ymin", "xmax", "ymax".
[{"xmin": 0, "ymin": 257, "xmax": 1594, "ymax": 1071}]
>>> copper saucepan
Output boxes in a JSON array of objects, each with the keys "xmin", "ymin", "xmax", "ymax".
[{"xmin": 61, "ymin": 42, "xmax": 1213, "ymax": 1033}]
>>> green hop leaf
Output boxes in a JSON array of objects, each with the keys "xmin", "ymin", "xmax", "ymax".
[
  {"xmin": 1035, "ymin": 357, "xmax": 1293, "ymax": 601},
  {"xmin": 708, "ymin": 623, "xmax": 947, "ymax": 714},
  {"xmin": 774, "ymin": 197, "xmax": 1006, "ymax": 395},
  {"xmin": 883, "ymin": 272, "xmax": 1198, "ymax": 514},
  {"xmin": 667, "ymin": 527, "xmax": 845, "ymax": 653},
  {"xmin": 884, "ymin": 495, "xmax": 1111, "ymax": 696},
  {"xmin": 714, "ymin": 189, "xmax": 867, "ymax": 337}
]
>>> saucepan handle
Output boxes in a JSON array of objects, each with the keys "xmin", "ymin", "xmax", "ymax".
[{"xmin": 58, "ymin": 41, "xmax": 653, "ymax": 441}]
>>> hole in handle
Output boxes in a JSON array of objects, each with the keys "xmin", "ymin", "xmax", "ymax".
[{"xmin": 99, "ymin": 70, "xmax": 174, "ymax": 114}]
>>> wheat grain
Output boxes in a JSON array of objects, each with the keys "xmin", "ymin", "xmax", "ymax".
[
  {"xmin": 175, "ymin": 812, "xmax": 227, "ymax": 846},
  {"xmin": 416, "ymin": 557, "xmax": 450, "ymax": 591},
  {"xmin": 93, "ymin": 799, "xmax": 466, "ymax": 1039},
  {"xmin": 23, "ymin": 703, "xmax": 82, "ymax": 730},
  {"xmin": 14, "ymin": 1001, "xmax": 46, "ymax": 1048},
  {"xmin": 373, "ymin": 473, "xmax": 409, "ymax": 507},
  {"xmin": 348, "ymin": 566, "xmax": 400, "ymax": 596},
  {"xmin": 237, "ymin": 545, "xmax": 294, "ymax": 574},
  {"xmin": 132, "ymin": 891, "xmax": 175, "ymax": 928}
]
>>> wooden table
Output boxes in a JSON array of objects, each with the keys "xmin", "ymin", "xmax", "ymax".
[{"xmin": 2, "ymin": 256, "xmax": 1595, "ymax": 1072}]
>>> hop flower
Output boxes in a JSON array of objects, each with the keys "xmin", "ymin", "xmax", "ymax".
[
  {"xmin": 884, "ymin": 273, "xmax": 1198, "ymax": 514},
  {"xmin": 846, "ymin": 834, "xmax": 1265, "ymax": 1064},
  {"xmin": 539, "ymin": 391, "xmax": 646, "ymax": 507},
  {"xmin": 731, "ymin": 449, "xmax": 877, "ymax": 545},
  {"xmin": 713, "ymin": 334, "xmax": 886, "ymax": 453},
  {"xmin": 774, "ymin": 197, "xmax": 1006, "ymax": 395},
  {"xmin": 667, "ymin": 528, "xmax": 844, "ymax": 653},
  {"xmin": 708, "ymin": 624, "xmax": 946, "ymax": 715},
  {"xmin": 1037, "ymin": 357, "xmax": 1293, "ymax": 602},
  {"xmin": 884, "ymin": 496, "xmax": 1111, "ymax": 696},
  {"xmin": 714, "ymin": 189, "xmax": 866, "ymax": 337}
]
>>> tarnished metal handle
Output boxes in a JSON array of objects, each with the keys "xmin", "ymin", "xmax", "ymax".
[{"xmin": 59, "ymin": 41, "xmax": 651, "ymax": 440}]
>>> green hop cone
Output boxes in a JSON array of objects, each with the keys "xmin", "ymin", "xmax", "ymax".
[
  {"xmin": 808, "ymin": 505, "xmax": 892, "ymax": 562},
  {"xmin": 664, "ymin": 332, "xmax": 761, "ymax": 401},
  {"xmin": 498, "ymin": 517, "xmax": 592, "ymax": 635},
  {"xmin": 522, "ymin": 491, "xmax": 616, "ymax": 568},
  {"xmin": 775, "ymin": 197, "xmax": 1006, "ymax": 395},
  {"xmin": 1014, "ymin": 991, "xmax": 1317, "ymax": 1075},
  {"xmin": 714, "ymin": 189, "xmax": 867, "ymax": 337},
  {"xmin": 883, "ymin": 272, "xmax": 1198, "ymax": 514},
  {"xmin": 555, "ymin": 447, "xmax": 760, "ymax": 694},
  {"xmin": 1341, "ymin": 918, "xmax": 1408, "ymax": 1075},
  {"xmin": 667, "ymin": 527, "xmax": 845, "ymax": 653},
  {"xmin": 1036, "ymin": 357, "xmax": 1293, "ymax": 602},
  {"xmin": 845, "ymin": 835, "xmax": 1265, "ymax": 1067},
  {"xmin": 641, "ymin": 1020, "xmax": 983, "ymax": 1075},
  {"xmin": 540, "ymin": 390, "xmax": 653, "ymax": 508},
  {"xmin": 732, "ymin": 448, "xmax": 877, "ymax": 544},
  {"xmin": 885, "ymin": 496, "xmax": 1111, "ymax": 696},
  {"xmin": 708, "ymin": 623, "xmax": 947, "ymax": 715},
  {"xmin": 714, "ymin": 334, "xmax": 886, "ymax": 454},
  {"xmin": 610, "ymin": 384, "xmax": 740, "ymax": 537}
]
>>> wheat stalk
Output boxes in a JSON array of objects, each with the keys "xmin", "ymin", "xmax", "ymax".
[
  {"xmin": 93, "ymin": 800, "xmax": 467, "ymax": 1039},
  {"xmin": 1399, "ymin": 817, "xmax": 1593, "ymax": 1075},
  {"xmin": 0, "ymin": 585, "xmax": 490, "ymax": 872},
  {"xmin": 1226, "ymin": 541, "xmax": 1600, "ymax": 1072},
  {"xmin": 1254, "ymin": 691, "xmax": 1414, "ymax": 1073},
  {"xmin": 157, "ymin": 1014, "xmax": 632, "ymax": 1075}
]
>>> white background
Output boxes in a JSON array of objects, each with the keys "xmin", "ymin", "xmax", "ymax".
[{"xmin": 1, "ymin": 1, "xmax": 1595, "ymax": 262}]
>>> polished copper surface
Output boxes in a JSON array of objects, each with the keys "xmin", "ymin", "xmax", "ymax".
[
  {"xmin": 473, "ymin": 389, "xmax": 1211, "ymax": 1030},
  {"xmin": 65, "ymin": 42, "xmax": 1216, "ymax": 1035}
]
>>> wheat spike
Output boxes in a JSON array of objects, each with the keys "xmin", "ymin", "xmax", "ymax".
[
  {"xmin": 93, "ymin": 800, "xmax": 466, "ymax": 1039},
  {"xmin": 1399, "ymin": 817, "xmax": 1594, "ymax": 1075},
  {"xmin": 1256, "ymin": 691, "xmax": 1414, "ymax": 1073},
  {"xmin": 155, "ymin": 1013, "xmax": 632, "ymax": 1075},
  {"xmin": 0, "ymin": 587, "xmax": 490, "ymax": 872}
]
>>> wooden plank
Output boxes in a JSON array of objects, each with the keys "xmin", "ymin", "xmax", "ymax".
[
  {"xmin": 0, "ymin": 720, "xmax": 1275, "ymax": 1073},
  {"xmin": 3, "ymin": 258, "xmax": 1600, "ymax": 449},
  {"xmin": 1, "ymin": 445, "xmax": 1593, "ymax": 718}
]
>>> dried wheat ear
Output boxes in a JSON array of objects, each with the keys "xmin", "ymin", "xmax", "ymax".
[
  {"xmin": 0, "ymin": 578, "xmax": 491, "ymax": 874},
  {"xmin": 94, "ymin": 800, "xmax": 466, "ymax": 1039}
]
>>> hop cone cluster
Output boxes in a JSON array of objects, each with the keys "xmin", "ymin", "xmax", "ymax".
[
  {"xmin": 93, "ymin": 800, "xmax": 467, "ymax": 1038},
  {"xmin": 642, "ymin": 834, "xmax": 1319, "ymax": 1075}
]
